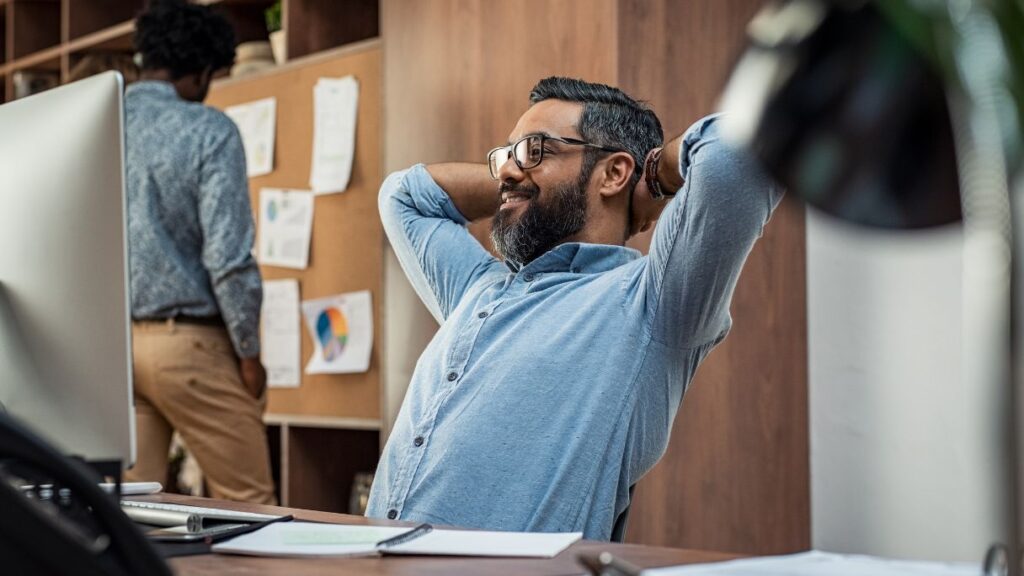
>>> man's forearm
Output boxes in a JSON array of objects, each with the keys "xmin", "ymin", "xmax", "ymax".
[{"xmin": 425, "ymin": 163, "xmax": 501, "ymax": 221}]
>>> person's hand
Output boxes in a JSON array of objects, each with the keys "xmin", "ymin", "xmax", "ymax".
[
  {"xmin": 239, "ymin": 356, "xmax": 267, "ymax": 400},
  {"xmin": 628, "ymin": 149, "xmax": 672, "ymax": 237}
]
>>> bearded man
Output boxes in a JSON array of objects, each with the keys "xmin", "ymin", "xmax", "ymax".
[{"xmin": 367, "ymin": 77, "xmax": 783, "ymax": 540}]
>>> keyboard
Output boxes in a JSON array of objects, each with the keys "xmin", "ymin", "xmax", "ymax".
[{"xmin": 121, "ymin": 500, "xmax": 284, "ymax": 531}]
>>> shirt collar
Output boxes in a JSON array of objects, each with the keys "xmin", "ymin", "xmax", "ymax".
[
  {"xmin": 504, "ymin": 242, "xmax": 640, "ymax": 274},
  {"xmin": 126, "ymin": 80, "xmax": 181, "ymax": 100}
]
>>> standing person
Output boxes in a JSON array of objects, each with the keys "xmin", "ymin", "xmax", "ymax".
[
  {"xmin": 123, "ymin": 0, "xmax": 275, "ymax": 505},
  {"xmin": 368, "ymin": 77, "xmax": 783, "ymax": 538}
]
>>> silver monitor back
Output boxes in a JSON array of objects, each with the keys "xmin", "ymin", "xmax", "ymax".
[{"xmin": 0, "ymin": 72, "xmax": 134, "ymax": 468}]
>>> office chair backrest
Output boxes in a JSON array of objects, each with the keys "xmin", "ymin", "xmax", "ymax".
[{"xmin": 610, "ymin": 485, "xmax": 636, "ymax": 543}]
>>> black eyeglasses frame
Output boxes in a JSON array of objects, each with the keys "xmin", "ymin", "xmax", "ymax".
[{"xmin": 486, "ymin": 134, "xmax": 625, "ymax": 180}]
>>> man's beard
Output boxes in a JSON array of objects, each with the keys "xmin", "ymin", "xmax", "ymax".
[{"xmin": 490, "ymin": 168, "xmax": 589, "ymax": 266}]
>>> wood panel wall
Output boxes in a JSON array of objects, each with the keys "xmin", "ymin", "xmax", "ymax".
[{"xmin": 382, "ymin": 0, "xmax": 809, "ymax": 554}]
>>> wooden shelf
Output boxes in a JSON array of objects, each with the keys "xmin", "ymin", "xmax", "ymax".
[
  {"xmin": 286, "ymin": 0, "xmax": 378, "ymax": 61},
  {"xmin": 264, "ymin": 411, "xmax": 381, "ymax": 512},
  {"xmin": 3, "ymin": 0, "xmax": 379, "ymax": 100},
  {"xmin": 10, "ymin": 0, "xmax": 61, "ymax": 60},
  {"xmin": 65, "ymin": 19, "xmax": 134, "ymax": 54},
  {"xmin": 211, "ymin": 38, "xmax": 379, "ymax": 90},
  {"xmin": 208, "ymin": 0, "xmax": 275, "ymax": 45},
  {"xmin": 4, "ymin": 45, "xmax": 62, "ymax": 74},
  {"xmin": 284, "ymin": 427, "xmax": 378, "ymax": 512},
  {"xmin": 65, "ymin": 0, "xmax": 143, "ymax": 41},
  {"xmin": 264, "ymin": 413, "xmax": 382, "ymax": 431}
]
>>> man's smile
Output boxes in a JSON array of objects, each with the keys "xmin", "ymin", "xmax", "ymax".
[{"xmin": 499, "ymin": 190, "xmax": 533, "ymax": 210}]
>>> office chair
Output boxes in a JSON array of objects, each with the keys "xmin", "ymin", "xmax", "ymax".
[{"xmin": 610, "ymin": 485, "xmax": 636, "ymax": 543}]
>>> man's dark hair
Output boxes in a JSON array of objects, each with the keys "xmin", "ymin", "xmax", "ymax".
[
  {"xmin": 529, "ymin": 77, "xmax": 663, "ymax": 190},
  {"xmin": 134, "ymin": 0, "xmax": 236, "ymax": 79}
]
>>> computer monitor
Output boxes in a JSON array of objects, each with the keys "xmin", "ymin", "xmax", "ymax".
[{"xmin": 0, "ymin": 71, "xmax": 134, "ymax": 472}]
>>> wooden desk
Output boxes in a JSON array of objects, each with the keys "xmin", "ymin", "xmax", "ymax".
[{"xmin": 138, "ymin": 494, "xmax": 739, "ymax": 575}]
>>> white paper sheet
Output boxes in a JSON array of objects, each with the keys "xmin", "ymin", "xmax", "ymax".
[
  {"xmin": 641, "ymin": 550, "xmax": 979, "ymax": 576},
  {"xmin": 261, "ymin": 279, "xmax": 301, "ymax": 388},
  {"xmin": 211, "ymin": 522, "xmax": 581, "ymax": 559},
  {"xmin": 212, "ymin": 523, "xmax": 408, "ymax": 557},
  {"xmin": 224, "ymin": 97, "xmax": 277, "ymax": 177},
  {"xmin": 258, "ymin": 188, "xmax": 314, "ymax": 270},
  {"xmin": 386, "ymin": 528, "xmax": 581, "ymax": 558},
  {"xmin": 301, "ymin": 290, "xmax": 373, "ymax": 374},
  {"xmin": 309, "ymin": 76, "xmax": 359, "ymax": 194}
]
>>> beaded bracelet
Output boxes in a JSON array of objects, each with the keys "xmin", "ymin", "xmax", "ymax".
[{"xmin": 644, "ymin": 147, "xmax": 676, "ymax": 199}]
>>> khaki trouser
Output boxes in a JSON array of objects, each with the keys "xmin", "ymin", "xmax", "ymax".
[{"xmin": 125, "ymin": 319, "xmax": 276, "ymax": 505}]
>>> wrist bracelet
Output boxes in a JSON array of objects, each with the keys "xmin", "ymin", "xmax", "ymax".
[{"xmin": 644, "ymin": 147, "xmax": 675, "ymax": 199}]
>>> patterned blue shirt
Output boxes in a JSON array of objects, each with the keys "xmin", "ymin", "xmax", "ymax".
[
  {"xmin": 367, "ymin": 116, "xmax": 784, "ymax": 539},
  {"xmin": 125, "ymin": 81, "xmax": 261, "ymax": 357}
]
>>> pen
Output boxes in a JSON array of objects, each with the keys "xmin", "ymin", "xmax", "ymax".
[
  {"xmin": 376, "ymin": 523, "xmax": 433, "ymax": 549},
  {"xmin": 577, "ymin": 551, "xmax": 644, "ymax": 576},
  {"xmin": 201, "ymin": 514, "xmax": 295, "ymax": 545}
]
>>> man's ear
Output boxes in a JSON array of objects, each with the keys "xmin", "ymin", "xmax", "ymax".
[{"xmin": 597, "ymin": 152, "xmax": 636, "ymax": 199}]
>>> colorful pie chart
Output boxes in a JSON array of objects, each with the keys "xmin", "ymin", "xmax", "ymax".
[{"xmin": 316, "ymin": 307, "xmax": 348, "ymax": 361}]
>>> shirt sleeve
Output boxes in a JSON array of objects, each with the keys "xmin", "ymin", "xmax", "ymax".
[
  {"xmin": 198, "ymin": 113, "xmax": 263, "ymax": 358},
  {"xmin": 379, "ymin": 164, "xmax": 501, "ymax": 324},
  {"xmin": 642, "ymin": 115, "xmax": 784, "ymax": 350}
]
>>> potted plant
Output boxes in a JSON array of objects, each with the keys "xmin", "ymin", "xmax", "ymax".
[{"xmin": 266, "ymin": 1, "xmax": 285, "ymax": 64}]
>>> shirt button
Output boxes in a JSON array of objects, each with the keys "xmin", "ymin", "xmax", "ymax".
[
  {"xmin": 446, "ymin": 372, "xmax": 458, "ymax": 382},
  {"xmin": 523, "ymin": 273, "xmax": 535, "ymax": 282},
  {"xmin": 477, "ymin": 310, "xmax": 489, "ymax": 319},
  {"xmin": 413, "ymin": 436, "xmax": 424, "ymax": 447},
  {"xmin": 387, "ymin": 509, "xmax": 397, "ymax": 519}
]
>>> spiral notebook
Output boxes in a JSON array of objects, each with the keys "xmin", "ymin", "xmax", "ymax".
[{"xmin": 211, "ymin": 522, "xmax": 582, "ymax": 558}]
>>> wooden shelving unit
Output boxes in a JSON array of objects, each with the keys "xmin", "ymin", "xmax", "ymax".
[
  {"xmin": 2, "ymin": 0, "xmax": 379, "ymax": 101},
  {"xmin": 264, "ymin": 411, "xmax": 382, "ymax": 510},
  {"xmin": 205, "ymin": 40, "xmax": 384, "ymax": 513},
  {"xmin": 1, "ymin": 0, "xmax": 383, "ymax": 514}
]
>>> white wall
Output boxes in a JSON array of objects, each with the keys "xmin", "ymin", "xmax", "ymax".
[
  {"xmin": 381, "ymin": 246, "xmax": 438, "ymax": 443},
  {"xmin": 808, "ymin": 208, "xmax": 1009, "ymax": 562}
]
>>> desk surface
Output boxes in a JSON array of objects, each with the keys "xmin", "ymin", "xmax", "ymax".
[{"xmin": 141, "ymin": 494, "xmax": 739, "ymax": 575}]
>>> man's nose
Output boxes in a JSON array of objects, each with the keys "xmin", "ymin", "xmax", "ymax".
[{"xmin": 496, "ymin": 155, "xmax": 525, "ymax": 183}]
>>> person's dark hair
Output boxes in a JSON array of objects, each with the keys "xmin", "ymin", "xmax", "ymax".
[
  {"xmin": 134, "ymin": 0, "xmax": 236, "ymax": 79},
  {"xmin": 528, "ymin": 77, "xmax": 663, "ymax": 190}
]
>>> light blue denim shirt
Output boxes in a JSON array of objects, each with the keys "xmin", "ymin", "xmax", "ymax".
[
  {"xmin": 368, "ymin": 116, "xmax": 783, "ymax": 540},
  {"xmin": 125, "ymin": 80, "xmax": 261, "ymax": 357}
]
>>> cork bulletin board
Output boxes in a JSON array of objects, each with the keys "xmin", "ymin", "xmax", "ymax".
[{"xmin": 205, "ymin": 39, "xmax": 382, "ymax": 421}]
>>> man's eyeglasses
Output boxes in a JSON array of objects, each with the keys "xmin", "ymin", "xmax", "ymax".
[{"xmin": 486, "ymin": 134, "xmax": 624, "ymax": 180}]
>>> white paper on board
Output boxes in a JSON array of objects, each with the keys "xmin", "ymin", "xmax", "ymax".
[
  {"xmin": 300, "ymin": 290, "xmax": 373, "ymax": 374},
  {"xmin": 309, "ymin": 76, "xmax": 359, "ymax": 195},
  {"xmin": 261, "ymin": 279, "xmax": 301, "ymax": 388},
  {"xmin": 258, "ymin": 188, "xmax": 314, "ymax": 270},
  {"xmin": 224, "ymin": 97, "xmax": 277, "ymax": 177}
]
